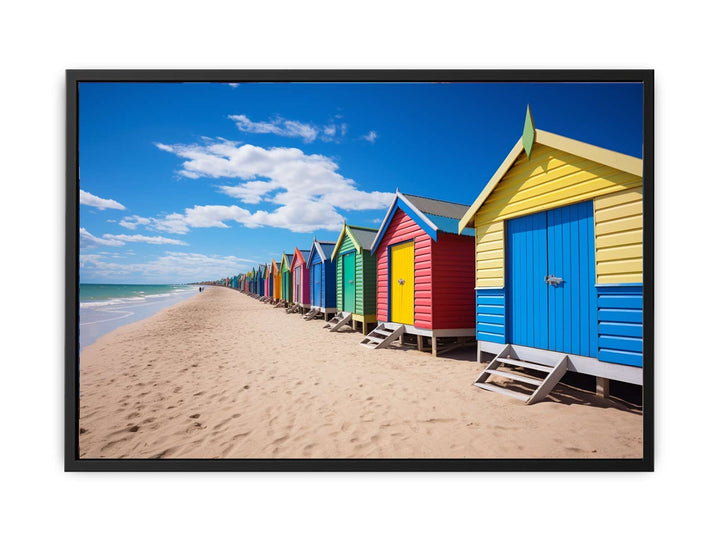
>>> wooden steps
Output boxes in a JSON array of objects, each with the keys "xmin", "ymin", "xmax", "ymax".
[
  {"xmin": 474, "ymin": 382, "xmax": 531, "ymax": 402},
  {"xmin": 359, "ymin": 324, "xmax": 405, "ymax": 349},
  {"xmin": 473, "ymin": 344, "xmax": 568, "ymax": 405},
  {"xmin": 303, "ymin": 307, "xmax": 320, "ymax": 320},
  {"xmin": 323, "ymin": 311, "xmax": 352, "ymax": 332}
]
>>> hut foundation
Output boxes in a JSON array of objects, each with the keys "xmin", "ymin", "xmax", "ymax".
[{"xmin": 596, "ymin": 377, "xmax": 610, "ymax": 399}]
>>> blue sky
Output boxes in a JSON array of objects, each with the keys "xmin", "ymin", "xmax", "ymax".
[{"xmin": 79, "ymin": 81, "xmax": 643, "ymax": 284}]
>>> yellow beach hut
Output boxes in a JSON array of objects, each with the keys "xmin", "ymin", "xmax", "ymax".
[
  {"xmin": 271, "ymin": 258, "xmax": 282, "ymax": 303},
  {"xmin": 458, "ymin": 107, "xmax": 644, "ymax": 404}
]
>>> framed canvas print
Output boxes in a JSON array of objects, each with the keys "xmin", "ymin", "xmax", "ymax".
[{"xmin": 66, "ymin": 69, "xmax": 653, "ymax": 471}]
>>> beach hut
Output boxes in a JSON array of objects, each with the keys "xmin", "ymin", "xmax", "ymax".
[
  {"xmin": 457, "ymin": 107, "xmax": 643, "ymax": 403},
  {"xmin": 306, "ymin": 238, "xmax": 337, "ymax": 320},
  {"xmin": 256, "ymin": 264, "xmax": 266, "ymax": 297},
  {"xmin": 366, "ymin": 191, "xmax": 476, "ymax": 355},
  {"xmin": 328, "ymin": 224, "xmax": 379, "ymax": 334},
  {"xmin": 271, "ymin": 258, "xmax": 282, "ymax": 302},
  {"xmin": 290, "ymin": 247, "xmax": 311, "ymax": 312},
  {"xmin": 280, "ymin": 252, "xmax": 293, "ymax": 304},
  {"xmin": 264, "ymin": 263, "xmax": 273, "ymax": 298},
  {"xmin": 251, "ymin": 267, "xmax": 257, "ymax": 295}
]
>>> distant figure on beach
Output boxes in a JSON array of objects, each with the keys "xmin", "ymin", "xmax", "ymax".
[{"xmin": 199, "ymin": 287, "xmax": 202, "ymax": 293}]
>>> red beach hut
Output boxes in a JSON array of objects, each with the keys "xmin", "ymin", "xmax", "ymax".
[
  {"xmin": 367, "ymin": 191, "xmax": 476, "ymax": 355},
  {"xmin": 290, "ymin": 247, "xmax": 311, "ymax": 313}
]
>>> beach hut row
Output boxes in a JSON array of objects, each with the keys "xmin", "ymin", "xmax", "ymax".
[{"xmin": 211, "ymin": 107, "xmax": 644, "ymax": 402}]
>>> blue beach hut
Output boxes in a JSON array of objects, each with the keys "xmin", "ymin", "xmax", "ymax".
[{"xmin": 306, "ymin": 238, "xmax": 338, "ymax": 321}]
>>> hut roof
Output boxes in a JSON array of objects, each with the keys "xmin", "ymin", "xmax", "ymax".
[
  {"xmin": 370, "ymin": 191, "xmax": 473, "ymax": 254},
  {"xmin": 291, "ymin": 247, "xmax": 311, "ymax": 269},
  {"xmin": 347, "ymin": 226, "xmax": 377, "ymax": 250},
  {"xmin": 330, "ymin": 224, "xmax": 379, "ymax": 261},
  {"xmin": 458, "ymin": 107, "xmax": 643, "ymax": 232},
  {"xmin": 307, "ymin": 240, "xmax": 336, "ymax": 267},
  {"xmin": 403, "ymin": 193, "xmax": 470, "ymax": 221}
]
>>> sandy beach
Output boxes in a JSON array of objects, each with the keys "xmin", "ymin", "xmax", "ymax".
[{"xmin": 79, "ymin": 286, "xmax": 642, "ymax": 459}]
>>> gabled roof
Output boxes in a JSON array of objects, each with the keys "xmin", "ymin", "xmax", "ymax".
[
  {"xmin": 330, "ymin": 223, "xmax": 380, "ymax": 261},
  {"xmin": 458, "ymin": 108, "xmax": 643, "ymax": 232},
  {"xmin": 280, "ymin": 252, "xmax": 293, "ymax": 271},
  {"xmin": 271, "ymin": 258, "xmax": 280, "ymax": 274},
  {"xmin": 290, "ymin": 247, "xmax": 311, "ymax": 269},
  {"xmin": 306, "ymin": 238, "xmax": 336, "ymax": 267},
  {"xmin": 370, "ymin": 191, "xmax": 473, "ymax": 253}
]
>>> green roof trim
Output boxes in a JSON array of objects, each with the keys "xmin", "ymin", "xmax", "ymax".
[
  {"xmin": 330, "ymin": 223, "xmax": 362, "ymax": 261},
  {"xmin": 522, "ymin": 104, "xmax": 536, "ymax": 159}
]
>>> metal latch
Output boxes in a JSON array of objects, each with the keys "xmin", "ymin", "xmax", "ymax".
[
  {"xmin": 398, "ymin": 279, "xmax": 405, "ymax": 285},
  {"xmin": 544, "ymin": 274, "xmax": 563, "ymax": 287}
]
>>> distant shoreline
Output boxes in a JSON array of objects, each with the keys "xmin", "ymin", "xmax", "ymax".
[{"xmin": 79, "ymin": 285, "xmax": 198, "ymax": 350}]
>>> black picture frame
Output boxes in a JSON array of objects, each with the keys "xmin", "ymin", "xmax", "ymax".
[{"xmin": 66, "ymin": 69, "xmax": 653, "ymax": 472}]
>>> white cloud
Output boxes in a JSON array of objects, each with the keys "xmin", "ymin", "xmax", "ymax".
[
  {"xmin": 119, "ymin": 215, "xmax": 152, "ymax": 230},
  {"xmin": 228, "ymin": 83, "xmax": 240, "ymax": 88},
  {"xmin": 229, "ymin": 114, "xmax": 319, "ymax": 143},
  {"xmin": 79, "ymin": 227, "xmax": 124, "ymax": 248},
  {"xmin": 227, "ymin": 114, "xmax": 347, "ymax": 144},
  {"xmin": 362, "ymin": 130, "xmax": 379, "ymax": 143},
  {"xmin": 80, "ymin": 251, "xmax": 258, "ymax": 282},
  {"xmin": 150, "ymin": 139, "xmax": 394, "ymax": 233},
  {"xmin": 80, "ymin": 227, "xmax": 188, "ymax": 248},
  {"xmin": 79, "ymin": 189, "xmax": 126, "ymax": 210},
  {"xmin": 322, "ymin": 124, "xmax": 336, "ymax": 138},
  {"xmin": 102, "ymin": 233, "xmax": 188, "ymax": 245}
]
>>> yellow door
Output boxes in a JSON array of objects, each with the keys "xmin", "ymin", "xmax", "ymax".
[{"xmin": 390, "ymin": 242, "xmax": 414, "ymax": 325}]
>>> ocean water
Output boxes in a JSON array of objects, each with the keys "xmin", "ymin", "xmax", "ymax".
[{"xmin": 79, "ymin": 284, "xmax": 199, "ymax": 350}]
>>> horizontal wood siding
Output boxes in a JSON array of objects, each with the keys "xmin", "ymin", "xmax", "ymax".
[
  {"xmin": 358, "ymin": 250, "xmax": 377, "ymax": 316},
  {"xmin": 473, "ymin": 144, "xmax": 642, "ymax": 287},
  {"xmin": 375, "ymin": 208, "xmax": 432, "ymax": 328},
  {"xmin": 597, "ymin": 285, "xmax": 643, "ymax": 367},
  {"xmin": 594, "ymin": 187, "xmax": 643, "ymax": 284},
  {"xmin": 476, "ymin": 288, "xmax": 506, "ymax": 343},
  {"xmin": 432, "ymin": 232, "xmax": 476, "ymax": 329},
  {"xmin": 475, "ymin": 221, "xmax": 505, "ymax": 288}
]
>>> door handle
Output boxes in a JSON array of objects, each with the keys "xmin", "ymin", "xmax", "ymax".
[
  {"xmin": 349, "ymin": 280, "xmax": 354, "ymax": 284},
  {"xmin": 398, "ymin": 279, "xmax": 405, "ymax": 285},
  {"xmin": 544, "ymin": 274, "xmax": 564, "ymax": 287}
]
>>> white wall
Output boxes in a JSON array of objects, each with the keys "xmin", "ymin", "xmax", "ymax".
[{"xmin": 1, "ymin": 1, "xmax": 714, "ymax": 538}]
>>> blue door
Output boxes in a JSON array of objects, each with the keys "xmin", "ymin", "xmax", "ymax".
[
  {"xmin": 507, "ymin": 201, "xmax": 598, "ymax": 357},
  {"xmin": 311, "ymin": 262, "xmax": 322, "ymax": 306}
]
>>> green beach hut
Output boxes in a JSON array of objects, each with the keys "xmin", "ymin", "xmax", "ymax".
[
  {"xmin": 330, "ymin": 223, "xmax": 379, "ymax": 334},
  {"xmin": 280, "ymin": 252, "xmax": 293, "ymax": 304}
]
